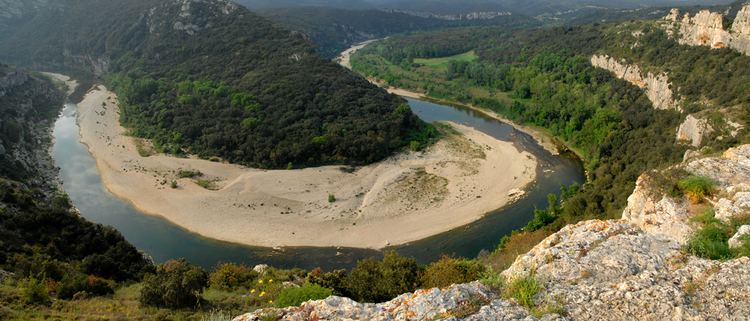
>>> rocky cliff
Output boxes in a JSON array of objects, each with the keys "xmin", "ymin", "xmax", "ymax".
[
  {"xmin": 664, "ymin": 4, "xmax": 750, "ymax": 56},
  {"xmin": 233, "ymin": 144, "xmax": 750, "ymax": 321},
  {"xmin": 676, "ymin": 114, "xmax": 713, "ymax": 147},
  {"xmin": 590, "ymin": 54, "xmax": 681, "ymax": 112}
]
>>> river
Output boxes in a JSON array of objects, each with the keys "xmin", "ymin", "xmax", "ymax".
[{"xmin": 52, "ymin": 97, "xmax": 583, "ymax": 270}]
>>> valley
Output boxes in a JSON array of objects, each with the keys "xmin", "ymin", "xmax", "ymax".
[{"xmin": 1, "ymin": 0, "xmax": 749, "ymax": 320}]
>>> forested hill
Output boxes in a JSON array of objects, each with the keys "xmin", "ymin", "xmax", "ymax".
[
  {"xmin": 0, "ymin": 0, "xmax": 430, "ymax": 169},
  {"xmin": 0, "ymin": 65, "xmax": 153, "ymax": 290}
]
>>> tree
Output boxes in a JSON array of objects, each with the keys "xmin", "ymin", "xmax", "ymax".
[
  {"xmin": 344, "ymin": 251, "xmax": 420, "ymax": 302},
  {"xmin": 140, "ymin": 259, "xmax": 208, "ymax": 308}
]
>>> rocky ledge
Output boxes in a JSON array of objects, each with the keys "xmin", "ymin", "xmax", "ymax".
[
  {"xmin": 590, "ymin": 54, "xmax": 681, "ymax": 112},
  {"xmin": 233, "ymin": 145, "xmax": 750, "ymax": 321},
  {"xmin": 664, "ymin": 4, "xmax": 750, "ymax": 56}
]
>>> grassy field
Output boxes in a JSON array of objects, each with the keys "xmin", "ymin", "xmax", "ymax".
[{"xmin": 414, "ymin": 51, "xmax": 478, "ymax": 69}]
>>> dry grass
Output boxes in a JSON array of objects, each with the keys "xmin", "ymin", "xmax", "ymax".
[{"xmin": 481, "ymin": 229, "xmax": 554, "ymax": 272}]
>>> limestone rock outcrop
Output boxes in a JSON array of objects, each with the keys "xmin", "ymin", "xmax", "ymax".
[
  {"xmin": 590, "ymin": 55, "xmax": 681, "ymax": 111},
  {"xmin": 676, "ymin": 114, "xmax": 713, "ymax": 147},
  {"xmin": 233, "ymin": 282, "xmax": 567, "ymax": 321},
  {"xmin": 664, "ymin": 5, "xmax": 750, "ymax": 56},
  {"xmin": 233, "ymin": 145, "xmax": 750, "ymax": 321},
  {"xmin": 729, "ymin": 225, "xmax": 750, "ymax": 248}
]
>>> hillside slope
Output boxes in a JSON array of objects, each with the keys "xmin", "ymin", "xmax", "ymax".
[
  {"xmin": 0, "ymin": 66, "xmax": 152, "ymax": 284},
  {"xmin": 233, "ymin": 144, "xmax": 750, "ymax": 320},
  {"xmin": 0, "ymin": 0, "xmax": 430, "ymax": 169}
]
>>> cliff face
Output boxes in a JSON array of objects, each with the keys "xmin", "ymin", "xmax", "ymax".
[
  {"xmin": 664, "ymin": 4, "xmax": 750, "ymax": 56},
  {"xmin": 590, "ymin": 54, "xmax": 681, "ymax": 112},
  {"xmin": 233, "ymin": 145, "xmax": 750, "ymax": 320},
  {"xmin": 676, "ymin": 114, "xmax": 713, "ymax": 147}
]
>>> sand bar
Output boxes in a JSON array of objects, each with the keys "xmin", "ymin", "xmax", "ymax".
[{"xmin": 77, "ymin": 85, "xmax": 536, "ymax": 249}]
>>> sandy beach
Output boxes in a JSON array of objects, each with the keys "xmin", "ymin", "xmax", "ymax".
[{"xmin": 76, "ymin": 85, "xmax": 537, "ymax": 249}]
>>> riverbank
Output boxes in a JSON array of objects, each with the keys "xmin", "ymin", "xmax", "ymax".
[
  {"xmin": 336, "ymin": 42, "xmax": 568, "ymax": 157},
  {"xmin": 369, "ymin": 77, "xmax": 565, "ymax": 157},
  {"xmin": 77, "ymin": 85, "xmax": 537, "ymax": 249}
]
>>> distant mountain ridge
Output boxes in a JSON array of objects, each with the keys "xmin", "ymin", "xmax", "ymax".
[{"xmin": 236, "ymin": 0, "xmax": 736, "ymax": 16}]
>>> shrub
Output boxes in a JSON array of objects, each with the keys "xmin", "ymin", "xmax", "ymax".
[
  {"xmin": 479, "ymin": 268, "xmax": 505, "ymax": 292},
  {"xmin": 420, "ymin": 256, "xmax": 485, "ymax": 288},
  {"xmin": 57, "ymin": 272, "xmax": 114, "ymax": 299},
  {"xmin": 307, "ymin": 268, "xmax": 348, "ymax": 296},
  {"xmin": 209, "ymin": 263, "xmax": 258, "ymax": 290},
  {"xmin": 21, "ymin": 274, "xmax": 50, "ymax": 305},
  {"xmin": 344, "ymin": 251, "xmax": 420, "ymax": 302},
  {"xmin": 328, "ymin": 194, "xmax": 336, "ymax": 203},
  {"xmin": 275, "ymin": 283, "xmax": 332, "ymax": 308},
  {"xmin": 733, "ymin": 235, "xmax": 750, "ymax": 258},
  {"xmin": 178, "ymin": 170, "xmax": 203, "ymax": 178},
  {"xmin": 686, "ymin": 224, "xmax": 732, "ymax": 260},
  {"xmin": 677, "ymin": 176, "xmax": 715, "ymax": 203},
  {"xmin": 140, "ymin": 259, "xmax": 208, "ymax": 308},
  {"xmin": 503, "ymin": 275, "xmax": 540, "ymax": 309}
]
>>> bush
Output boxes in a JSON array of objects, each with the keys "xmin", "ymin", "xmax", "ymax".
[
  {"xmin": 140, "ymin": 259, "xmax": 208, "ymax": 308},
  {"xmin": 677, "ymin": 176, "xmax": 715, "ymax": 203},
  {"xmin": 21, "ymin": 274, "xmax": 50, "ymax": 305},
  {"xmin": 733, "ymin": 235, "xmax": 750, "ymax": 258},
  {"xmin": 178, "ymin": 170, "xmax": 203, "ymax": 178},
  {"xmin": 686, "ymin": 224, "xmax": 732, "ymax": 260},
  {"xmin": 420, "ymin": 256, "xmax": 485, "ymax": 288},
  {"xmin": 307, "ymin": 268, "xmax": 348, "ymax": 296},
  {"xmin": 275, "ymin": 283, "xmax": 332, "ymax": 308},
  {"xmin": 209, "ymin": 263, "xmax": 258, "ymax": 290},
  {"xmin": 57, "ymin": 272, "xmax": 114, "ymax": 299},
  {"xmin": 503, "ymin": 275, "xmax": 540, "ymax": 309},
  {"xmin": 328, "ymin": 194, "xmax": 336, "ymax": 203},
  {"xmin": 344, "ymin": 251, "xmax": 420, "ymax": 302},
  {"xmin": 479, "ymin": 268, "xmax": 505, "ymax": 292}
]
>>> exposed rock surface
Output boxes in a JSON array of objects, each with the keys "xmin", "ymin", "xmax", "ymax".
[
  {"xmin": 590, "ymin": 54, "xmax": 681, "ymax": 111},
  {"xmin": 676, "ymin": 114, "xmax": 713, "ymax": 147},
  {"xmin": 664, "ymin": 5, "xmax": 750, "ymax": 56},
  {"xmin": 233, "ymin": 145, "xmax": 750, "ymax": 320},
  {"xmin": 729, "ymin": 225, "xmax": 750, "ymax": 248}
]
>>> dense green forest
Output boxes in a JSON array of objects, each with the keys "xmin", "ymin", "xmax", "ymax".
[
  {"xmin": 0, "ymin": 0, "xmax": 434, "ymax": 169},
  {"xmin": 352, "ymin": 21, "xmax": 749, "ymax": 229}
]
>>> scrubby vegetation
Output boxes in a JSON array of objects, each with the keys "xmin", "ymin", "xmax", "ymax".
[
  {"xmin": 275, "ymin": 284, "xmax": 333, "ymax": 308},
  {"xmin": 677, "ymin": 176, "xmax": 716, "ymax": 204},
  {"xmin": 686, "ymin": 210, "xmax": 750, "ymax": 260}
]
